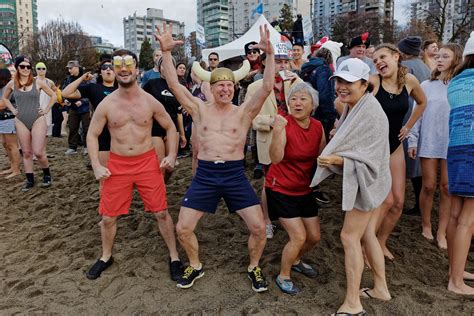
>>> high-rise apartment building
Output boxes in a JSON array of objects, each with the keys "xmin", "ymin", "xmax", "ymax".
[
  {"xmin": 197, "ymin": 0, "xmax": 230, "ymax": 48},
  {"xmin": 312, "ymin": 0, "xmax": 393, "ymax": 40},
  {"xmin": 228, "ymin": 0, "xmax": 310, "ymax": 42},
  {"xmin": 123, "ymin": 8, "xmax": 185, "ymax": 55},
  {"xmin": 228, "ymin": 0, "xmax": 293, "ymax": 41},
  {"xmin": 410, "ymin": 0, "xmax": 472, "ymax": 43},
  {"xmin": 0, "ymin": 0, "xmax": 38, "ymax": 55}
]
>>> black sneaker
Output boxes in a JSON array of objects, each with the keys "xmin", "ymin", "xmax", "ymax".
[
  {"xmin": 169, "ymin": 259, "xmax": 184, "ymax": 281},
  {"xmin": 39, "ymin": 175, "xmax": 52, "ymax": 188},
  {"xmin": 313, "ymin": 190, "xmax": 330, "ymax": 204},
  {"xmin": 21, "ymin": 181, "xmax": 34, "ymax": 192},
  {"xmin": 86, "ymin": 257, "xmax": 114, "ymax": 280},
  {"xmin": 177, "ymin": 265, "xmax": 204, "ymax": 289},
  {"xmin": 247, "ymin": 266, "xmax": 268, "ymax": 292}
]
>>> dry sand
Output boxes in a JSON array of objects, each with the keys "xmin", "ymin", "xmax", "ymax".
[{"xmin": 0, "ymin": 137, "xmax": 473, "ymax": 315}]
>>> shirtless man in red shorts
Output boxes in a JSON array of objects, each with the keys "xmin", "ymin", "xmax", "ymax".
[{"xmin": 85, "ymin": 49, "xmax": 183, "ymax": 281}]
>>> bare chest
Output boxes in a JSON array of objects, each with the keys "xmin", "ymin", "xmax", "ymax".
[
  {"xmin": 107, "ymin": 102, "xmax": 152, "ymax": 129},
  {"xmin": 198, "ymin": 108, "xmax": 246, "ymax": 137}
]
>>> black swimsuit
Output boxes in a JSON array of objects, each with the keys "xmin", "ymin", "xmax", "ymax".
[{"xmin": 375, "ymin": 76, "xmax": 409, "ymax": 154}]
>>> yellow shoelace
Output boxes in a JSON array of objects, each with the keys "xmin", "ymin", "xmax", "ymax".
[{"xmin": 182, "ymin": 266, "xmax": 195, "ymax": 279}]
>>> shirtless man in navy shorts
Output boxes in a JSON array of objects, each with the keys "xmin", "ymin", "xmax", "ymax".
[{"xmin": 156, "ymin": 24, "xmax": 275, "ymax": 292}]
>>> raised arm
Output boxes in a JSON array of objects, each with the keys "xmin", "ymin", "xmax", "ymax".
[
  {"xmin": 62, "ymin": 72, "xmax": 93, "ymax": 99},
  {"xmin": 269, "ymin": 115, "xmax": 287, "ymax": 164},
  {"xmin": 155, "ymin": 23, "xmax": 200, "ymax": 117},
  {"xmin": 241, "ymin": 25, "xmax": 275, "ymax": 119}
]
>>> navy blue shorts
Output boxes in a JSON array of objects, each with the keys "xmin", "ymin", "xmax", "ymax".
[{"xmin": 182, "ymin": 160, "xmax": 260, "ymax": 213}]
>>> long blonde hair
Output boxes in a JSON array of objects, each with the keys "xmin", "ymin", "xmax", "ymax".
[
  {"xmin": 430, "ymin": 43, "xmax": 463, "ymax": 84},
  {"xmin": 374, "ymin": 43, "xmax": 408, "ymax": 90}
]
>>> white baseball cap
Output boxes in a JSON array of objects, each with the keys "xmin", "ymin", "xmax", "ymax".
[
  {"xmin": 463, "ymin": 31, "xmax": 474, "ymax": 57},
  {"xmin": 274, "ymin": 42, "xmax": 290, "ymax": 60},
  {"xmin": 330, "ymin": 58, "xmax": 370, "ymax": 82}
]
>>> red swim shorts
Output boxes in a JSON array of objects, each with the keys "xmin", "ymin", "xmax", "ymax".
[{"xmin": 99, "ymin": 149, "xmax": 167, "ymax": 217}]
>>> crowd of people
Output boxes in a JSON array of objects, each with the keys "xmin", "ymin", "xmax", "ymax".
[{"xmin": 0, "ymin": 20, "xmax": 473, "ymax": 315}]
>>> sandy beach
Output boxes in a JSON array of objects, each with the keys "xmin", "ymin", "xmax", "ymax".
[{"xmin": 0, "ymin": 137, "xmax": 473, "ymax": 315}]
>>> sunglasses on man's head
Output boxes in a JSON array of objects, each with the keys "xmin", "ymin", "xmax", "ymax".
[
  {"xmin": 19, "ymin": 64, "xmax": 32, "ymax": 70},
  {"xmin": 113, "ymin": 55, "xmax": 135, "ymax": 69},
  {"xmin": 36, "ymin": 68, "xmax": 46, "ymax": 71},
  {"xmin": 247, "ymin": 50, "xmax": 259, "ymax": 55},
  {"xmin": 101, "ymin": 64, "xmax": 113, "ymax": 70}
]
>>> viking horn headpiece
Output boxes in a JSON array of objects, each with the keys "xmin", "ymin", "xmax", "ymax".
[{"xmin": 192, "ymin": 60, "xmax": 250, "ymax": 84}]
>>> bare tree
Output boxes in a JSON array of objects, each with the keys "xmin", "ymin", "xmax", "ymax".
[
  {"xmin": 24, "ymin": 19, "xmax": 98, "ymax": 83},
  {"xmin": 172, "ymin": 34, "xmax": 186, "ymax": 63},
  {"xmin": 419, "ymin": 0, "xmax": 472, "ymax": 42},
  {"xmin": 187, "ymin": 31, "xmax": 198, "ymax": 58},
  {"xmin": 332, "ymin": 11, "xmax": 392, "ymax": 53},
  {"xmin": 395, "ymin": 19, "xmax": 438, "ymax": 43}
]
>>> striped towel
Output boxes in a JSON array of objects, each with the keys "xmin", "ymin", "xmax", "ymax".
[{"xmin": 447, "ymin": 68, "xmax": 474, "ymax": 196}]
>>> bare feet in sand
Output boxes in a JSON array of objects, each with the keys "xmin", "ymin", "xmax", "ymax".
[
  {"xmin": 463, "ymin": 271, "xmax": 474, "ymax": 281},
  {"xmin": 448, "ymin": 280, "xmax": 474, "ymax": 295},
  {"xmin": 437, "ymin": 234, "xmax": 447, "ymax": 250},
  {"xmin": 5, "ymin": 171, "xmax": 20, "ymax": 179},
  {"xmin": 380, "ymin": 244, "xmax": 394, "ymax": 261},
  {"xmin": 360, "ymin": 288, "xmax": 392, "ymax": 301},
  {"xmin": 422, "ymin": 226, "xmax": 434, "ymax": 241},
  {"xmin": 0, "ymin": 168, "xmax": 13, "ymax": 175}
]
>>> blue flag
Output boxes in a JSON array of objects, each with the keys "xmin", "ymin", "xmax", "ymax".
[{"xmin": 251, "ymin": 0, "xmax": 263, "ymax": 18}]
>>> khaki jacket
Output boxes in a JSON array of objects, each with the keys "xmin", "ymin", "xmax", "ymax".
[{"xmin": 246, "ymin": 77, "xmax": 303, "ymax": 165}]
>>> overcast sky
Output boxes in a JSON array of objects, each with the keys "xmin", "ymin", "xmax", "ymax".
[
  {"xmin": 38, "ymin": 0, "xmax": 411, "ymax": 47},
  {"xmin": 37, "ymin": 0, "xmax": 197, "ymax": 47}
]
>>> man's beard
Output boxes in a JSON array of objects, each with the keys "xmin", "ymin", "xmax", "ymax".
[{"xmin": 117, "ymin": 73, "xmax": 137, "ymax": 88}]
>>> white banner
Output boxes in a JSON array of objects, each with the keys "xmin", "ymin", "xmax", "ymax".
[{"xmin": 196, "ymin": 23, "xmax": 206, "ymax": 47}]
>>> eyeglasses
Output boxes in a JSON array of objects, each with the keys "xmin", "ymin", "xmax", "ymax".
[
  {"xmin": 247, "ymin": 50, "xmax": 259, "ymax": 55},
  {"xmin": 19, "ymin": 64, "xmax": 32, "ymax": 70},
  {"xmin": 36, "ymin": 68, "xmax": 46, "ymax": 71},
  {"xmin": 209, "ymin": 58, "xmax": 218, "ymax": 61},
  {"xmin": 101, "ymin": 64, "xmax": 114, "ymax": 70},
  {"xmin": 113, "ymin": 55, "xmax": 135, "ymax": 69}
]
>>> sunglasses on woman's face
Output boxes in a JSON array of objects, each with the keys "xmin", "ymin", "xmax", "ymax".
[
  {"xmin": 101, "ymin": 64, "xmax": 113, "ymax": 70},
  {"xmin": 36, "ymin": 68, "xmax": 46, "ymax": 71},
  {"xmin": 19, "ymin": 64, "xmax": 32, "ymax": 70},
  {"xmin": 247, "ymin": 50, "xmax": 259, "ymax": 55}
]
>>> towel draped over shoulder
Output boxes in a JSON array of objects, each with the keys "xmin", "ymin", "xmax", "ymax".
[{"xmin": 311, "ymin": 93, "xmax": 391, "ymax": 211}]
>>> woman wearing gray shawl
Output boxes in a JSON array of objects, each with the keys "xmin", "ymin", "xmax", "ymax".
[{"xmin": 313, "ymin": 58, "xmax": 392, "ymax": 315}]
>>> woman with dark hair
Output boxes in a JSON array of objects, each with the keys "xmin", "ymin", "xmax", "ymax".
[
  {"xmin": 62, "ymin": 58, "xmax": 117, "ymax": 166},
  {"xmin": 176, "ymin": 62, "xmax": 188, "ymax": 87},
  {"xmin": 446, "ymin": 32, "xmax": 474, "ymax": 295},
  {"xmin": 0, "ymin": 68, "xmax": 21, "ymax": 178},
  {"xmin": 407, "ymin": 43, "xmax": 463, "ymax": 248},
  {"xmin": 2, "ymin": 56, "xmax": 56, "ymax": 191},
  {"xmin": 315, "ymin": 58, "xmax": 391, "ymax": 315},
  {"xmin": 371, "ymin": 44, "xmax": 426, "ymax": 260},
  {"xmin": 422, "ymin": 39, "xmax": 439, "ymax": 71}
]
